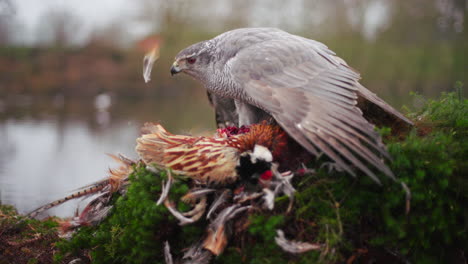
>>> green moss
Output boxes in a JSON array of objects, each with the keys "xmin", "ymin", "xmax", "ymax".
[
  {"xmin": 411, "ymin": 82, "xmax": 467, "ymax": 131},
  {"xmin": 374, "ymin": 88, "xmax": 468, "ymax": 261},
  {"xmin": 55, "ymin": 90, "xmax": 467, "ymax": 263}
]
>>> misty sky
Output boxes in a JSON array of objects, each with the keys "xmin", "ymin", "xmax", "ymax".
[
  {"xmin": 8, "ymin": 0, "xmax": 390, "ymax": 46},
  {"xmin": 10, "ymin": 0, "xmax": 150, "ymax": 45}
]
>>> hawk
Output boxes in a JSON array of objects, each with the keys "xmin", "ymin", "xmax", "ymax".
[{"xmin": 169, "ymin": 28, "xmax": 412, "ymax": 183}]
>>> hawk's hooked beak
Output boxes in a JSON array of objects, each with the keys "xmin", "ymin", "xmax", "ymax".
[{"xmin": 170, "ymin": 61, "xmax": 181, "ymax": 76}]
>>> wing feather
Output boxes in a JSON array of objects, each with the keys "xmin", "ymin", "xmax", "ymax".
[{"xmin": 229, "ymin": 37, "xmax": 396, "ymax": 181}]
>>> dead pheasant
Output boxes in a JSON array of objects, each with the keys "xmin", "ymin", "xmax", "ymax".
[
  {"xmin": 136, "ymin": 122, "xmax": 308, "ymax": 185},
  {"xmin": 136, "ymin": 122, "xmax": 301, "ymax": 257}
]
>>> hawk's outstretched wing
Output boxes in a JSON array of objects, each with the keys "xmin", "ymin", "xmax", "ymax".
[{"xmin": 229, "ymin": 36, "xmax": 394, "ymax": 183}]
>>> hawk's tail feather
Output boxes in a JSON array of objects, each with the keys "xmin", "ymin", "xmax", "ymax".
[{"xmin": 357, "ymin": 83, "xmax": 413, "ymax": 126}]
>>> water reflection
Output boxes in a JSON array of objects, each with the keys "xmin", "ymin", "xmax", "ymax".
[
  {"xmin": 0, "ymin": 119, "xmax": 138, "ymax": 217},
  {"xmin": 94, "ymin": 93, "xmax": 112, "ymax": 126},
  {"xmin": 0, "ymin": 94, "xmax": 215, "ymax": 217}
]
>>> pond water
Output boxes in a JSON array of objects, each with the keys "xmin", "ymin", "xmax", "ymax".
[{"xmin": 0, "ymin": 94, "xmax": 214, "ymax": 218}]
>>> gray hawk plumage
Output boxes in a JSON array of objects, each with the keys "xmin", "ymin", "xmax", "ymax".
[{"xmin": 170, "ymin": 27, "xmax": 412, "ymax": 183}]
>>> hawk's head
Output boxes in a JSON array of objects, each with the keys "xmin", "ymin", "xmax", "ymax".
[{"xmin": 171, "ymin": 40, "xmax": 214, "ymax": 81}]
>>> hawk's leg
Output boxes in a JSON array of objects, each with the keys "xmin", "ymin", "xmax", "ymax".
[
  {"xmin": 206, "ymin": 92, "xmax": 238, "ymax": 128},
  {"xmin": 235, "ymin": 101, "xmax": 272, "ymax": 126}
]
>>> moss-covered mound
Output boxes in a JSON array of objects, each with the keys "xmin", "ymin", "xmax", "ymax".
[{"xmin": 1, "ymin": 91, "xmax": 467, "ymax": 263}]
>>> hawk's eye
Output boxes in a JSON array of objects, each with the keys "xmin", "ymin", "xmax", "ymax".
[{"xmin": 187, "ymin": 57, "xmax": 197, "ymax": 64}]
